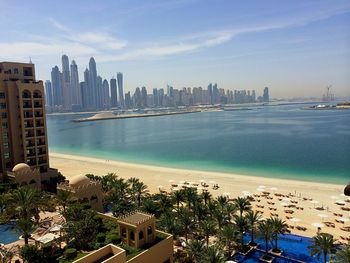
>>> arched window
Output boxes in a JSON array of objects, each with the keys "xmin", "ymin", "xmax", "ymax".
[
  {"xmin": 147, "ymin": 226, "xmax": 153, "ymax": 235},
  {"xmin": 121, "ymin": 228, "xmax": 127, "ymax": 238},
  {"xmin": 29, "ymin": 179, "xmax": 36, "ymax": 184},
  {"xmin": 139, "ymin": 230, "xmax": 144, "ymax": 240},
  {"xmin": 130, "ymin": 230, "xmax": 135, "ymax": 241},
  {"xmin": 33, "ymin": 90, "xmax": 42, "ymax": 98},
  {"xmin": 22, "ymin": 90, "xmax": 31, "ymax": 99}
]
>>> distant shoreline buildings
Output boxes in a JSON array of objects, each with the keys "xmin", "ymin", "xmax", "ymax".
[{"xmin": 45, "ymin": 55, "xmax": 269, "ymax": 112}]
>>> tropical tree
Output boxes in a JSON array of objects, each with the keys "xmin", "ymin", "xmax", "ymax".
[
  {"xmin": 186, "ymin": 239, "xmax": 206, "ymax": 262},
  {"xmin": 234, "ymin": 196, "xmax": 251, "ymax": 216},
  {"xmin": 172, "ymin": 190, "xmax": 185, "ymax": 210},
  {"xmin": 269, "ymin": 217, "xmax": 288, "ymax": 252},
  {"xmin": 200, "ymin": 219, "xmax": 216, "ymax": 247},
  {"xmin": 258, "ymin": 220, "xmax": 273, "ymax": 257},
  {"xmin": 134, "ymin": 181, "xmax": 148, "ymax": 207},
  {"xmin": 201, "ymin": 191, "xmax": 212, "ymax": 205},
  {"xmin": 201, "ymin": 245, "xmax": 226, "ymax": 263},
  {"xmin": 246, "ymin": 210, "xmax": 261, "ymax": 245},
  {"xmin": 56, "ymin": 190, "xmax": 75, "ymax": 213},
  {"xmin": 16, "ymin": 218, "xmax": 34, "ymax": 245},
  {"xmin": 335, "ymin": 242, "xmax": 350, "ymax": 263},
  {"xmin": 178, "ymin": 208, "xmax": 194, "ymax": 242},
  {"xmin": 308, "ymin": 233, "xmax": 336, "ymax": 263},
  {"xmin": 234, "ymin": 215, "xmax": 249, "ymax": 250},
  {"xmin": 220, "ymin": 224, "xmax": 238, "ymax": 257}
]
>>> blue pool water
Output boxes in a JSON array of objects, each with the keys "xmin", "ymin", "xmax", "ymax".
[
  {"xmin": 0, "ymin": 224, "xmax": 20, "ymax": 244},
  {"xmin": 232, "ymin": 234, "xmax": 324, "ymax": 263}
]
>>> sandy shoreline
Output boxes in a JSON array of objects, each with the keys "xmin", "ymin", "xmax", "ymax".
[{"xmin": 49, "ymin": 152, "xmax": 349, "ymax": 239}]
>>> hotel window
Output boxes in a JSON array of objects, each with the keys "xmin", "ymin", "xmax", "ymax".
[
  {"xmin": 0, "ymin": 92, "xmax": 5, "ymax": 99},
  {"xmin": 14, "ymin": 68, "xmax": 19, "ymax": 74},
  {"xmin": 1, "ymin": 112, "xmax": 7, "ymax": 118},
  {"xmin": 23, "ymin": 67, "xmax": 33, "ymax": 77},
  {"xmin": 0, "ymin": 103, "xmax": 6, "ymax": 109},
  {"xmin": 4, "ymin": 152, "xmax": 10, "ymax": 159},
  {"xmin": 2, "ymin": 122, "xmax": 8, "ymax": 129},
  {"xmin": 3, "ymin": 132, "xmax": 8, "ymax": 139},
  {"xmin": 3, "ymin": 142, "xmax": 9, "ymax": 148}
]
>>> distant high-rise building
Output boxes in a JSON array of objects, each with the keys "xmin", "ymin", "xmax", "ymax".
[
  {"xmin": 212, "ymin": 83, "xmax": 219, "ymax": 104},
  {"xmin": 110, "ymin": 78, "xmax": 117, "ymax": 107},
  {"xmin": 153, "ymin": 88, "xmax": 158, "ymax": 107},
  {"xmin": 125, "ymin": 91, "xmax": 132, "ymax": 109},
  {"xmin": 208, "ymin": 83, "xmax": 213, "ymax": 104},
  {"xmin": 117, "ymin": 72, "xmax": 124, "ymax": 108},
  {"xmin": 61, "ymin": 55, "xmax": 71, "ymax": 110},
  {"xmin": 89, "ymin": 57, "xmax": 98, "ymax": 109},
  {"xmin": 44, "ymin": 80, "xmax": 53, "ymax": 107},
  {"xmin": 133, "ymin": 87, "xmax": 141, "ymax": 108},
  {"xmin": 51, "ymin": 65, "xmax": 62, "ymax": 106},
  {"xmin": 263, "ymin": 87, "xmax": 269, "ymax": 103},
  {"xmin": 141, "ymin": 86, "xmax": 148, "ymax": 108},
  {"xmin": 102, "ymin": 79, "xmax": 110, "ymax": 108},
  {"xmin": 96, "ymin": 75, "xmax": 103, "ymax": 108},
  {"xmin": 159, "ymin": 88, "xmax": 164, "ymax": 106},
  {"xmin": 70, "ymin": 60, "xmax": 82, "ymax": 107}
]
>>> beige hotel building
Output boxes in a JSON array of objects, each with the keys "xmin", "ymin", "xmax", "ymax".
[{"xmin": 0, "ymin": 61, "xmax": 57, "ymax": 188}]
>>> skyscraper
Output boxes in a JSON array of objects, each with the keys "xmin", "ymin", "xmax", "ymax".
[
  {"xmin": 51, "ymin": 65, "xmax": 62, "ymax": 106},
  {"xmin": 208, "ymin": 83, "xmax": 213, "ymax": 104},
  {"xmin": 96, "ymin": 75, "xmax": 103, "ymax": 109},
  {"xmin": 110, "ymin": 78, "xmax": 118, "ymax": 107},
  {"xmin": 212, "ymin": 83, "xmax": 219, "ymax": 104},
  {"xmin": 141, "ymin": 86, "xmax": 148, "ymax": 108},
  {"xmin": 70, "ymin": 60, "xmax": 82, "ymax": 107},
  {"xmin": 117, "ymin": 72, "xmax": 124, "ymax": 108},
  {"xmin": 263, "ymin": 87, "xmax": 269, "ymax": 103},
  {"xmin": 153, "ymin": 88, "xmax": 159, "ymax": 107},
  {"xmin": 61, "ymin": 55, "xmax": 71, "ymax": 110},
  {"xmin": 44, "ymin": 80, "xmax": 53, "ymax": 107},
  {"xmin": 102, "ymin": 79, "xmax": 110, "ymax": 108},
  {"xmin": 0, "ymin": 61, "xmax": 57, "ymax": 180},
  {"xmin": 89, "ymin": 57, "xmax": 98, "ymax": 109},
  {"xmin": 83, "ymin": 68, "xmax": 91, "ymax": 109}
]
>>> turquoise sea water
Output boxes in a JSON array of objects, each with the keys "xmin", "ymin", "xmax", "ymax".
[{"xmin": 47, "ymin": 104, "xmax": 350, "ymax": 184}]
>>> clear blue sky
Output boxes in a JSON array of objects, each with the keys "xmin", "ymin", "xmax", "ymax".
[{"xmin": 1, "ymin": 0, "xmax": 349, "ymax": 98}]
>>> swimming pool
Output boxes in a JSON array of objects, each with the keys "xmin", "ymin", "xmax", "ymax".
[
  {"xmin": 231, "ymin": 234, "xmax": 323, "ymax": 263},
  {"xmin": 0, "ymin": 223, "xmax": 20, "ymax": 245}
]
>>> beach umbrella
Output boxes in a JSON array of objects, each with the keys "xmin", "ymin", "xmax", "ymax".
[
  {"xmin": 169, "ymin": 179, "xmax": 175, "ymax": 183},
  {"xmin": 310, "ymin": 200, "xmax": 319, "ymax": 208},
  {"xmin": 179, "ymin": 180, "xmax": 186, "ymax": 184},
  {"xmin": 199, "ymin": 179, "xmax": 206, "ymax": 183},
  {"xmin": 258, "ymin": 185, "xmax": 266, "ymax": 188},
  {"xmin": 312, "ymin": 223, "xmax": 325, "ymax": 228},
  {"xmin": 330, "ymin": 195, "xmax": 338, "ymax": 200},
  {"xmin": 282, "ymin": 197, "xmax": 291, "ymax": 202},
  {"xmin": 222, "ymin": 192, "xmax": 230, "ymax": 197},
  {"xmin": 280, "ymin": 202, "xmax": 289, "ymax": 207},
  {"xmin": 336, "ymin": 200, "xmax": 346, "ymax": 205},
  {"xmin": 242, "ymin": 191, "xmax": 251, "ymax": 196},
  {"xmin": 270, "ymin": 187, "xmax": 278, "ymax": 191},
  {"xmin": 209, "ymin": 180, "xmax": 216, "ymax": 184},
  {"xmin": 158, "ymin": 185, "xmax": 164, "ymax": 190},
  {"xmin": 337, "ymin": 217, "xmax": 350, "ymax": 223},
  {"xmin": 318, "ymin": 214, "xmax": 329, "ymax": 221},
  {"xmin": 256, "ymin": 188, "xmax": 264, "ymax": 192},
  {"xmin": 290, "ymin": 218, "xmax": 301, "ymax": 223}
]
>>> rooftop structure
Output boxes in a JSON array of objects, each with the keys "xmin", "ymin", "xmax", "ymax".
[{"xmin": 57, "ymin": 174, "xmax": 103, "ymax": 212}]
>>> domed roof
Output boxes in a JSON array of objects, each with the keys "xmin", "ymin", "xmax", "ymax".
[
  {"xmin": 69, "ymin": 175, "xmax": 90, "ymax": 187},
  {"xmin": 344, "ymin": 183, "xmax": 350, "ymax": 197},
  {"xmin": 12, "ymin": 163, "xmax": 30, "ymax": 173}
]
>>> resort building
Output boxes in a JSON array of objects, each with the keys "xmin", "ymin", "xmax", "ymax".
[
  {"xmin": 57, "ymin": 174, "xmax": 104, "ymax": 212},
  {"xmin": 74, "ymin": 211, "xmax": 173, "ymax": 263},
  {"xmin": 0, "ymin": 61, "xmax": 58, "ymax": 188}
]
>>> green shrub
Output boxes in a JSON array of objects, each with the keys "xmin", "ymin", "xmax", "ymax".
[
  {"xmin": 106, "ymin": 233, "xmax": 120, "ymax": 244},
  {"xmin": 20, "ymin": 245, "xmax": 43, "ymax": 263},
  {"xmin": 64, "ymin": 248, "xmax": 77, "ymax": 259},
  {"xmin": 96, "ymin": 233, "xmax": 106, "ymax": 243}
]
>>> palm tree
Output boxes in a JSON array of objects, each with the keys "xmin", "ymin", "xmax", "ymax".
[
  {"xmin": 246, "ymin": 210, "xmax": 261, "ymax": 245},
  {"xmin": 220, "ymin": 224, "xmax": 238, "ymax": 257},
  {"xmin": 234, "ymin": 215, "xmax": 249, "ymax": 250},
  {"xmin": 201, "ymin": 191, "xmax": 212, "ymax": 205},
  {"xmin": 234, "ymin": 196, "xmax": 251, "ymax": 216},
  {"xmin": 335, "ymin": 242, "xmax": 350, "ymax": 263},
  {"xmin": 172, "ymin": 190, "xmax": 185, "ymax": 210},
  {"xmin": 16, "ymin": 218, "xmax": 34, "ymax": 245},
  {"xmin": 258, "ymin": 220, "xmax": 273, "ymax": 257},
  {"xmin": 203, "ymin": 245, "xmax": 226, "ymax": 263},
  {"xmin": 186, "ymin": 239, "xmax": 206, "ymax": 262},
  {"xmin": 217, "ymin": 195, "xmax": 228, "ymax": 208},
  {"xmin": 134, "ymin": 181, "xmax": 148, "ymax": 207},
  {"xmin": 56, "ymin": 190, "xmax": 75, "ymax": 213},
  {"xmin": 269, "ymin": 217, "xmax": 288, "ymax": 252},
  {"xmin": 179, "ymin": 208, "xmax": 194, "ymax": 242},
  {"xmin": 200, "ymin": 219, "xmax": 216, "ymax": 247},
  {"xmin": 309, "ymin": 233, "xmax": 335, "ymax": 263},
  {"xmin": 184, "ymin": 188, "xmax": 198, "ymax": 209}
]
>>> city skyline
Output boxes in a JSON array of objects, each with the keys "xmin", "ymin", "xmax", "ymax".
[{"xmin": 1, "ymin": 0, "xmax": 350, "ymax": 98}]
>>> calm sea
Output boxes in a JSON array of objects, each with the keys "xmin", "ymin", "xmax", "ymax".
[{"xmin": 47, "ymin": 104, "xmax": 350, "ymax": 184}]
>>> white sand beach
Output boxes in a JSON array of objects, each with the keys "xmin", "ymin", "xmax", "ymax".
[{"xmin": 50, "ymin": 152, "xmax": 349, "ymax": 239}]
